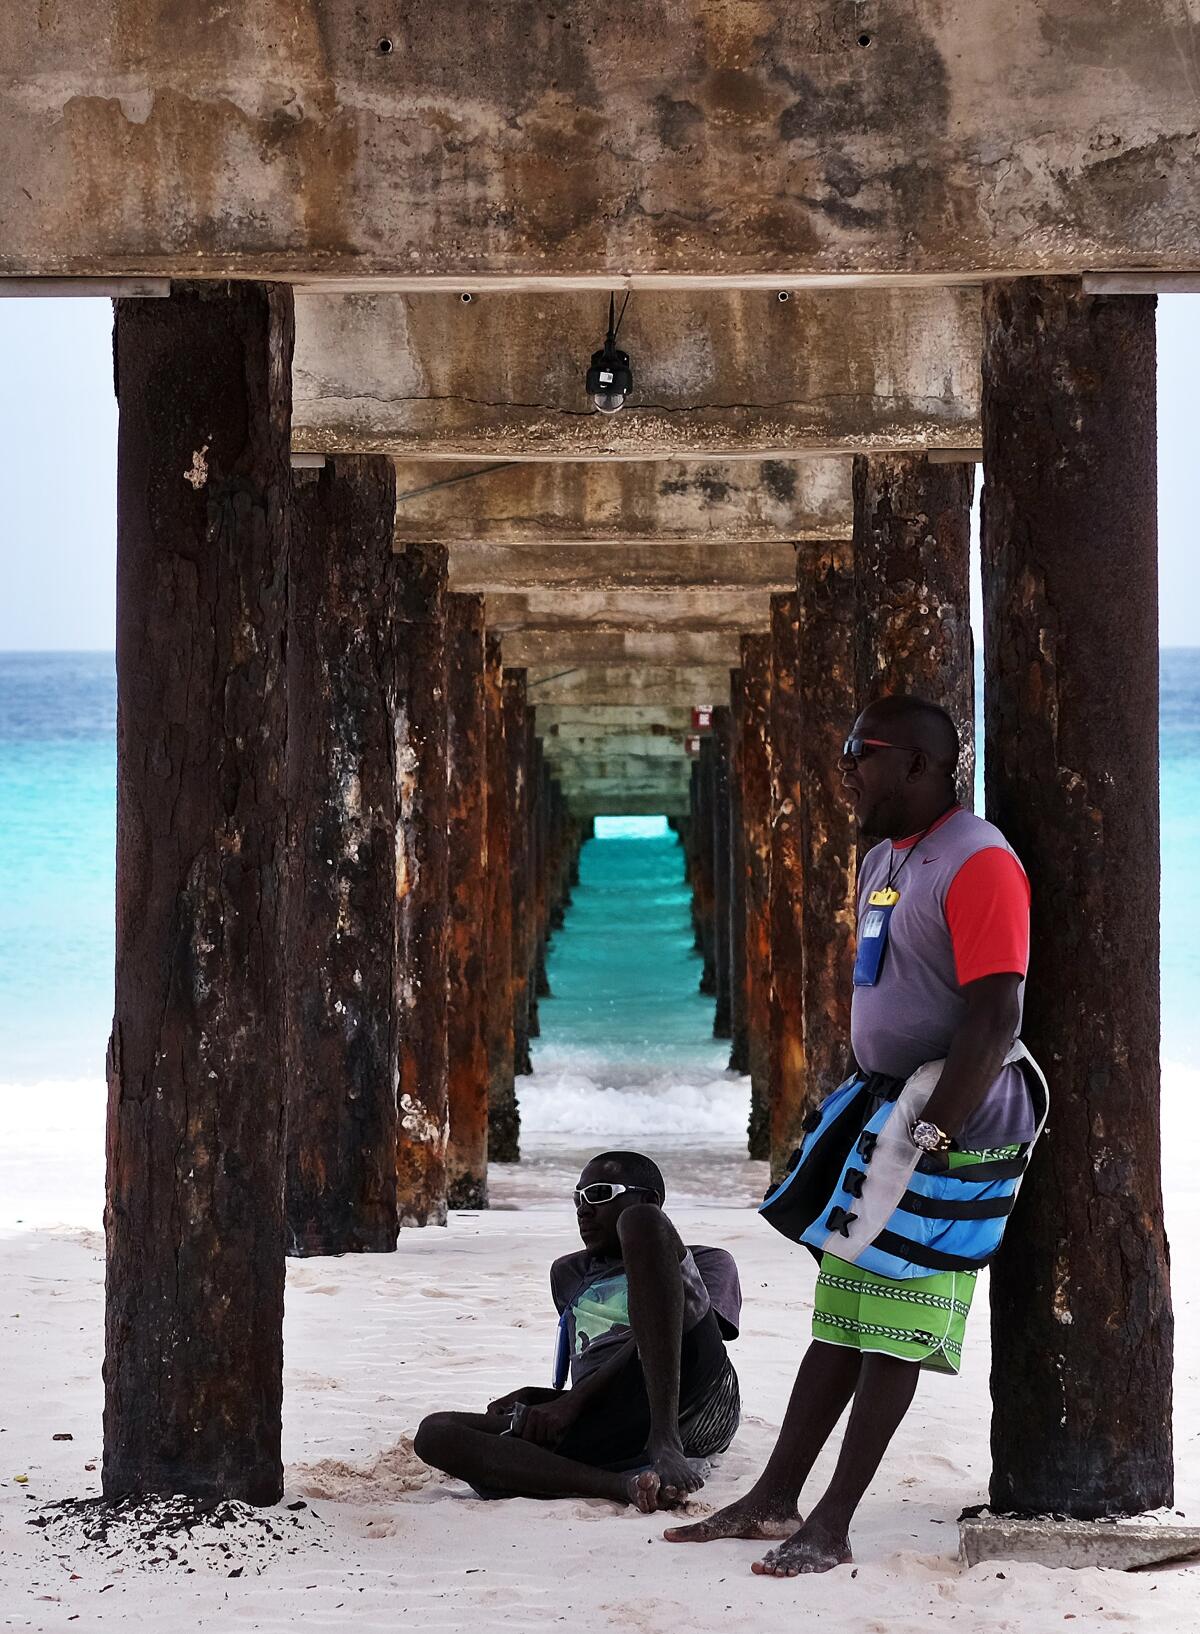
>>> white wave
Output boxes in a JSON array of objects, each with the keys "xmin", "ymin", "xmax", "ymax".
[
  {"xmin": 519, "ymin": 1065, "xmax": 752, "ymax": 1143},
  {"xmin": 0, "ymin": 1077, "xmax": 106, "ymax": 1233},
  {"xmin": 4, "ymin": 1059, "xmax": 1199, "ymax": 1229},
  {"xmin": 1162, "ymin": 1057, "xmax": 1200, "ymax": 1202}
]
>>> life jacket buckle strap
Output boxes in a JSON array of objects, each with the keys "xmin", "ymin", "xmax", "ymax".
[{"xmin": 826, "ymin": 1206, "xmax": 858, "ymax": 1238}]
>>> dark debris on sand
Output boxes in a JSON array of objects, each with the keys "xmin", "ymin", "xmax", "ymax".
[{"xmin": 26, "ymin": 1494, "xmax": 326, "ymax": 1576}]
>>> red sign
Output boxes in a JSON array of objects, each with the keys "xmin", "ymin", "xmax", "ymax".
[
  {"xmin": 684, "ymin": 733, "xmax": 702, "ymax": 756},
  {"xmin": 691, "ymin": 704, "xmax": 714, "ymax": 730}
]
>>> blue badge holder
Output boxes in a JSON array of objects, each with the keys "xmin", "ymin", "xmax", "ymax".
[{"xmin": 853, "ymin": 887, "xmax": 900, "ymax": 987}]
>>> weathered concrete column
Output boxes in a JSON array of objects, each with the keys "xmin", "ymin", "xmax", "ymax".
[
  {"xmin": 527, "ymin": 731, "xmax": 545, "ymax": 1041},
  {"xmin": 795, "ymin": 541, "xmax": 858, "ymax": 1130},
  {"xmin": 532, "ymin": 747, "xmax": 551, "ymax": 1010},
  {"xmin": 768, "ymin": 544, "xmax": 858, "ymax": 1180},
  {"xmin": 767, "ymin": 593, "xmax": 806, "ymax": 1178},
  {"xmin": 546, "ymin": 781, "xmax": 564, "ymax": 932},
  {"xmin": 741, "ymin": 633, "xmax": 773, "ymax": 1161},
  {"xmin": 484, "ymin": 636, "xmax": 519, "ymax": 1161},
  {"xmin": 982, "ymin": 279, "xmax": 1171, "ymax": 1517},
  {"xmin": 503, "ymin": 671, "xmax": 533, "ymax": 1077},
  {"xmin": 670, "ymin": 812, "xmax": 693, "ymax": 888},
  {"xmin": 852, "ymin": 454, "xmax": 975, "ymax": 804},
  {"xmin": 550, "ymin": 782, "xmax": 572, "ymax": 928},
  {"xmin": 687, "ymin": 764, "xmax": 704, "ymax": 952},
  {"xmin": 445, "ymin": 593, "xmax": 490, "ymax": 1210},
  {"xmin": 571, "ymin": 815, "xmax": 594, "ymax": 882},
  {"xmin": 711, "ymin": 709, "xmax": 733, "ymax": 1040},
  {"xmin": 694, "ymin": 737, "xmax": 718, "ymax": 996},
  {"xmin": 284, "ymin": 455, "xmax": 400, "ymax": 1258},
  {"xmin": 105, "ymin": 282, "xmax": 293, "ymax": 1504},
  {"xmin": 394, "ymin": 543, "xmax": 450, "ymax": 1228},
  {"xmin": 728, "ymin": 671, "xmax": 750, "ymax": 1075}
]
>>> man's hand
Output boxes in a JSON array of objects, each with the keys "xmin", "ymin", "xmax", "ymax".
[
  {"xmin": 919, "ymin": 972, "xmax": 1023, "ymax": 1137},
  {"xmin": 485, "ymin": 1385, "xmax": 560, "ymax": 1420},
  {"xmin": 513, "ymin": 1390, "xmax": 584, "ymax": 1447}
]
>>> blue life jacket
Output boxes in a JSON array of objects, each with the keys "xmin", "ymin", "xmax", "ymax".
[{"xmin": 759, "ymin": 1046, "xmax": 1048, "ymax": 1279}]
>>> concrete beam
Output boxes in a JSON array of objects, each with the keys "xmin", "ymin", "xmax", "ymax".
[
  {"xmin": 557, "ymin": 760, "xmax": 692, "ymax": 789},
  {"xmin": 537, "ymin": 706, "xmax": 694, "ymax": 733},
  {"xmin": 486, "ymin": 589, "xmax": 769, "ymax": 634},
  {"xmin": 502, "ymin": 631, "xmax": 742, "ymax": 666},
  {"xmin": 0, "ymin": 277, "xmax": 170, "ymax": 298},
  {"xmin": 544, "ymin": 736, "xmax": 691, "ymax": 765},
  {"xmin": 524, "ymin": 666, "xmax": 731, "ymax": 707},
  {"xmin": 1083, "ymin": 272, "xmax": 1200, "ymax": 296},
  {"xmin": 292, "ymin": 289, "xmax": 980, "ymax": 459},
  {"xmin": 7, "ymin": 4, "xmax": 1200, "ymax": 279},
  {"xmin": 564, "ymin": 792, "xmax": 691, "ymax": 818},
  {"xmin": 448, "ymin": 541, "xmax": 797, "ymax": 593},
  {"xmin": 557, "ymin": 759, "xmax": 692, "ymax": 780},
  {"xmin": 555, "ymin": 750, "xmax": 692, "ymax": 773},
  {"xmin": 548, "ymin": 758, "xmax": 692, "ymax": 787},
  {"xmin": 393, "ymin": 459, "xmax": 851, "ymax": 546}
]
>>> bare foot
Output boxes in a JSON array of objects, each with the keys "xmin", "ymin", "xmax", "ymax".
[
  {"xmin": 625, "ymin": 1470, "xmax": 663, "ymax": 1514},
  {"xmin": 648, "ymin": 1443, "xmax": 706, "ymax": 1508},
  {"xmin": 751, "ymin": 1519, "xmax": 852, "ymax": 1576},
  {"xmin": 663, "ymin": 1493, "xmax": 800, "ymax": 1543}
]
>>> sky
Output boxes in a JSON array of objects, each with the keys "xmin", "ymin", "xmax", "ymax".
[{"xmin": 0, "ymin": 296, "xmax": 1196, "ymax": 650}]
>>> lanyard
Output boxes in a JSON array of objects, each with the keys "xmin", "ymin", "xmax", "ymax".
[
  {"xmin": 855, "ymin": 809, "xmax": 954, "ymax": 990},
  {"xmin": 884, "ymin": 828, "xmax": 927, "ymax": 893},
  {"xmin": 884, "ymin": 804, "xmax": 957, "ymax": 892}
]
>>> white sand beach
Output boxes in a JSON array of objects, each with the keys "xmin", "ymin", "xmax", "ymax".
[{"xmin": 2, "ymin": 1066, "xmax": 1198, "ymax": 1633}]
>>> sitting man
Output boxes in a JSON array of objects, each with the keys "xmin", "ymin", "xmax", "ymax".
[{"xmin": 415, "ymin": 1150, "xmax": 742, "ymax": 1513}]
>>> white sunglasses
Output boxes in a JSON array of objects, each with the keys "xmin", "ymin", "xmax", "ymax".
[{"xmin": 572, "ymin": 1181, "xmax": 650, "ymax": 1209}]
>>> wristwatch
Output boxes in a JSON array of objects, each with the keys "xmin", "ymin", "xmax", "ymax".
[{"xmin": 911, "ymin": 1119, "xmax": 953, "ymax": 1153}]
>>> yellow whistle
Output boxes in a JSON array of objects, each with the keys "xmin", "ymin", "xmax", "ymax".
[{"xmin": 868, "ymin": 888, "xmax": 901, "ymax": 908}]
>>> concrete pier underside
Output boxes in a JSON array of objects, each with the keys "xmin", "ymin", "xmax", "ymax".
[{"xmin": 10, "ymin": 0, "xmax": 1177, "ymax": 1531}]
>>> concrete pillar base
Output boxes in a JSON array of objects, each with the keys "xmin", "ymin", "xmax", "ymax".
[{"xmin": 959, "ymin": 1514, "xmax": 1200, "ymax": 1572}]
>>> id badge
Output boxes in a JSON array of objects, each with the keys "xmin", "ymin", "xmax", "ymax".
[{"xmin": 853, "ymin": 887, "xmax": 900, "ymax": 987}]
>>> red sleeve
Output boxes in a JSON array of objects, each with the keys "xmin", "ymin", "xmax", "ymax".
[{"xmin": 944, "ymin": 847, "xmax": 1030, "ymax": 986}]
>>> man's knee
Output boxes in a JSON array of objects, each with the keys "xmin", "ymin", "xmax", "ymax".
[
  {"xmin": 617, "ymin": 1201, "xmax": 674, "ymax": 1252},
  {"xmin": 414, "ymin": 1411, "xmax": 459, "ymax": 1466}
]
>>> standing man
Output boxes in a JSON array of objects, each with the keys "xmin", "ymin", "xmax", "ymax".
[{"xmin": 666, "ymin": 694, "xmax": 1042, "ymax": 1574}]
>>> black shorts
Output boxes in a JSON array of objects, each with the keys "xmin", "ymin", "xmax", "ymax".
[{"xmin": 555, "ymin": 1309, "xmax": 740, "ymax": 1471}]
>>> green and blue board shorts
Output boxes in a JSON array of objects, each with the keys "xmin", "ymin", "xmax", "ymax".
[{"xmin": 811, "ymin": 1146, "xmax": 1019, "ymax": 1375}]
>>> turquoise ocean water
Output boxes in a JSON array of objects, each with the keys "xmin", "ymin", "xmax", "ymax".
[{"xmin": 1, "ymin": 649, "xmax": 1198, "ymax": 1086}]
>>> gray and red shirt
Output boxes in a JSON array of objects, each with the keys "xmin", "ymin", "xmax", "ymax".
[{"xmin": 851, "ymin": 805, "xmax": 1034, "ymax": 1146}]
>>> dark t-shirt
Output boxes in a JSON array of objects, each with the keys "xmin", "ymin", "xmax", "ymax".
[{"xmin": 550, "ymin": 1243, "xmax": 741, "ymax": 1387}]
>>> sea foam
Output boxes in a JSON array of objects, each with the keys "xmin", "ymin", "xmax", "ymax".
[
  {"xmin": 518, "ymin": 1045, "xmax": 749, "ymax": 1137},
  {"xmin": 4, "ymin": 1060, "xmax": 1196, "ymax": 1230}
]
